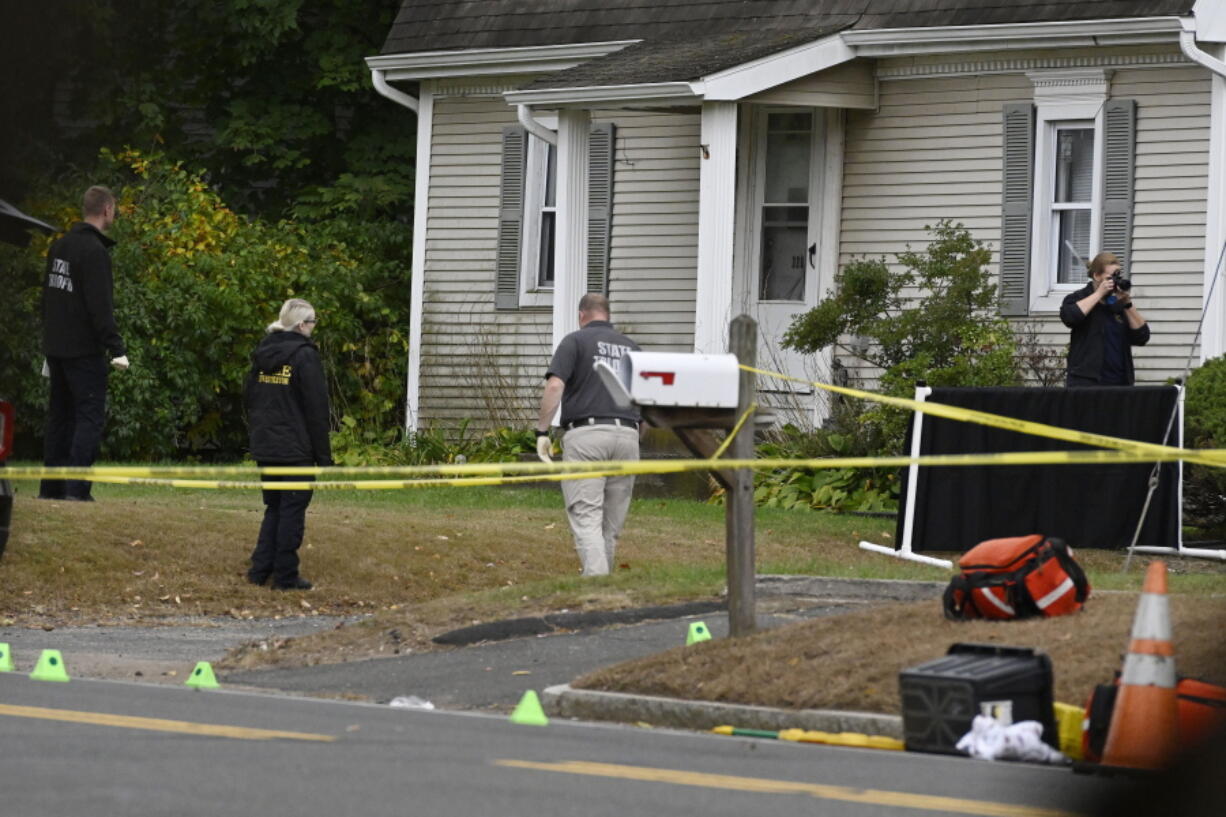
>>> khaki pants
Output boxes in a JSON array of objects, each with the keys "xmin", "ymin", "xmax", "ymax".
[{"xmin": 560, "ymin": 424, "xmax": 639, "ymax": 576}]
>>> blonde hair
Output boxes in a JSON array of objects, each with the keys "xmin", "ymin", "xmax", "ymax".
[
  {"xmin": 267, "ymin": 298, "xmax": 315, "ymax": 333},
  {"xmin": 1087, "ymin": 251, "xmax": 1121, "ymax": 279}
]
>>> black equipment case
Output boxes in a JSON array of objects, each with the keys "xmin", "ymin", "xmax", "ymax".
[{"xmin": 899, "ymin": 643, "xmax": 1057, "ymax": 754}]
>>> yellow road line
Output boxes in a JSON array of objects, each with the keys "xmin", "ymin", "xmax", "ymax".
[
  {"xmin": 494, "ymin": 760, "xmax": 1083, "ymax": 817},
  {"xmin": 0, "ymin": 703, "xmax": 334, "ymax": 742}
]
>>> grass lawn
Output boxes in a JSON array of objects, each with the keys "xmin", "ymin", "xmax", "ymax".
[{"xmin": 4, "ymin": 468, "xmax": 1224, "ymax": 715}]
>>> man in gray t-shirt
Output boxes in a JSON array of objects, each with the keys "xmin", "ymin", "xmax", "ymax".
[{"xmin": 536, "ymin": 293, "xmax": 641, "ymax": 576}]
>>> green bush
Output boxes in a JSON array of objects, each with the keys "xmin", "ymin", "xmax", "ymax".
[
  {"xmin": 783, "ymin": 220, "xmax": 1022, "ymax": 455},
  {"xmin": 330, "ymin": 419, "xmax": 537, "ymax": 467},
  {"xmin": 753, "ymin": 424, "xmax": 899, "ymax": 513},
  {"xmin": 1183, "ymin": 356, "xmax": 1226, "ymax": 537},
  {"xmin": 0, "ymin": 149, "xmax": 411, "ymax": 460}
]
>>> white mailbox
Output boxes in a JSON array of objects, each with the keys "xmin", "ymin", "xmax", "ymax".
[{"xmin": 594, "ymin": 351, "xmax": 739, "ymax": 410}]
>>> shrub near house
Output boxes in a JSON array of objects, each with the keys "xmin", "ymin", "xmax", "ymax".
[{"xmin": 742, "ymin": 222, "xmax": 1033, "ymax": 514}]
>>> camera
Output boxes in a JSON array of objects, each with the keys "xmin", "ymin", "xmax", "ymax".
[{"xmin": 1110, "ymin": 271, "xmax": 1132, "ymax": 292}]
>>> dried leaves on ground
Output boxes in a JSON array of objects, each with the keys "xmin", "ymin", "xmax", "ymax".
[{"xmin": 573, "ymin": 593, "xmax": 1226, "ymax": 714}]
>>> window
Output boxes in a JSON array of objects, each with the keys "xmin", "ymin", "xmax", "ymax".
[
  {"xmin": 494, "ymin": 122, "xmax": 615, "ymax": 310},
  {"xmin": 1049, "ymin": 123, "xmax": 1096, "ymax": 285},
  {"xmin": 999, "ymin": 70, "xmax": 1134, "ymax": 316},
  {"xmin": 759, "ymin": 111, "xmax": 812, "ymax": 302},
  {"xmin": 521, "ymin": 136, "xmax": 557, "ymax": 302}
]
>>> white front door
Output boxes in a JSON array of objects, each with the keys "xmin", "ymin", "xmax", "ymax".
[{"xmin": 750, "ymin": 108, "xmax": 825, "ymax": 398}]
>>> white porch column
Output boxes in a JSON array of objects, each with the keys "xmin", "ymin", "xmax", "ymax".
[
  {"xmin": 552, "ymin": 108, "xmax": 591, "ymax": 347},
  {"xmin": 1202, "ymin": 45, "xmax": 1226, "ymax": 362},
  {"xmin": 694, "ymin": 101, "xmax": 738, "ymax": 354}
]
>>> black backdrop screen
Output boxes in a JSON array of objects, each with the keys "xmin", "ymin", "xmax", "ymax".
[{"xmin": 896, "ymin": 386, "xmax": 1180, "ymax": 553}]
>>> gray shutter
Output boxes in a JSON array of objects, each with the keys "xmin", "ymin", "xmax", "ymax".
[
  {"xmin": 586, "ymin": 122, "xmax": 615, "ymax": 295},
  {"xmin": 999, "ymin": 103, "xmax": 1035, "ymax": 316},
  {"xmin": 495, "ymin": 125, "xmax": 528, "ymax": 309},
  {"xmin": 1101, "ymin": 98, "xmax": 1136, "ymax": 269}
]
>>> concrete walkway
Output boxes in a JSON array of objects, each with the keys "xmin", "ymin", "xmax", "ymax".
[{"xmin": 221, "ymin": 576, "xmax": 946, "ymax": 735}]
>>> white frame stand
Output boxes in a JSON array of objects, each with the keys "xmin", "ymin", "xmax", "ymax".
[
  {"xmin": 859, "ymin": 386, "xmax": 954, "ymax": 569},
  {"xmin": 1127, "ymin": 385, "xmax": 1225, "ymax": 561}
]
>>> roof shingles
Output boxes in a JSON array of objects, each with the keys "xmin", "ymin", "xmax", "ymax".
[{"xmin": 381, "ymin": 1, "xmax": 1195, "ymax": 89}]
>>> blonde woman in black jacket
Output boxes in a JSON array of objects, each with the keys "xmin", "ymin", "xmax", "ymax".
[{"xmin": 244, "ymin": 299, "xmax": 332, "ymax": 590}]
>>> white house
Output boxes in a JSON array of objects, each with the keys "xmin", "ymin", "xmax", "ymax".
[{"xmin": 367, "ymin": 0, "xmax": 1226, "ymax": 434}]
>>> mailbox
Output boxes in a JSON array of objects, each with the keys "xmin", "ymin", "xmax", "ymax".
[{"xmin": 595, "ymin": 351, "xmax": 739, "ymax": 410}]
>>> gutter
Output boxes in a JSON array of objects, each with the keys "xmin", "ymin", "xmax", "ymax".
[
  {"xmin": 1180, "ymin": 17, "xmax": 1226, "ymax": 77},
  {"xmin": 517, "ymin": 104, "xmax": 557, "ymax": 146},
  {"xmin": 370, "ymin": 68, "xmax": 419, "ymax": 113}
]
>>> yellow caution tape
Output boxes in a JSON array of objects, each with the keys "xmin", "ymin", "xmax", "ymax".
[
  {"xmin": 4, "ymin": 363, "xmax": 1222, "ymax": 489},
  {"xmin": 742, "ymin": 364, "xmax": 1226, "ymax": 467},
  {"xmin": 5, "ymin": 446, "xmax": 1220, "ymax": 490},
  {"xmin": 710, "ymin": 402, "xmax": 757, "ymax": 460}
]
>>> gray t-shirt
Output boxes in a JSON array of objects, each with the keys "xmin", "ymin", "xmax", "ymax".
[{"xmin": 546, "ymin": 320, "xmax": 641, "ymax": 426}]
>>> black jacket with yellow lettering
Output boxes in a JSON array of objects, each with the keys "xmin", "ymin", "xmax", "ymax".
[{"xmin": 244, "ymin": 331, "xmax": 333, "ymax": 466}]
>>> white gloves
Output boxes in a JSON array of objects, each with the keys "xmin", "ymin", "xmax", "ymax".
[
  {"xmin": 535, "ymin": 433, "xmax": 553, "ymax": 463},
  {"xmin": 42, "ymin": 359, "xmax": 50, "ymax": 378},
  {"xmin": 111, "ymin": 355, "xmax": 130, "ymax": 371}
]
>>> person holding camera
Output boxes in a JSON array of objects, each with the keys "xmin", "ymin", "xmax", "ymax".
[{"xmin": 1060, "ymin": 251, "xmax": 1149, "ymax": 387}]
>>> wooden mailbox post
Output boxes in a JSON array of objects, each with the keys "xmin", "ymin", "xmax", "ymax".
[{"xmin": 635, "ymin": 314, "xmax": 764, "ymax": 637}]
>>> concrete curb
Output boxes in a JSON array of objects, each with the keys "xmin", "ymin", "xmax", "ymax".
[
  {"xmin": 434, "ymin": 577, "xmax": 947, "ymax": 647},
  {"xmin": 542, "ymin": 683, "xmax": 903, "ymax": 738},
  {"xmin": 432, "ymin": 600, "xmax": 727, "ymax": 646}
]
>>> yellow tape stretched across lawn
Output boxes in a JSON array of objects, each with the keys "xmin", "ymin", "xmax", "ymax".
[
  {"xmin": 4, "ymin": 363, "xmax": 1222, "ymax": 489},
  {"xmin": 5, "ymin": 447, "xmax": 1221, "ymax": 490}
]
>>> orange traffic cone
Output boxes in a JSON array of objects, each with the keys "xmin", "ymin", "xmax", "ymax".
[{"xmin": 1101, "ymin": 560, "xmax": 1179, "ymax": 770}]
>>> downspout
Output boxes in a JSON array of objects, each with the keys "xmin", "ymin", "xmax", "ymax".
[
  {"xmin": 517, "ymin": 104, "xmax": 557, "ymax": 145},
  {"xmin": 370, "ymin": 67, "xmax": 422, "ymax": 433},
  {"xmin": 1180, "ymin": 18, "xmax": 1226, "ymax": 77},
  {"xmin": 371, "ymin": 68, "xmax": 419, "ymax": 112},
  {"xmin": 1180, "ymin": 17, "xmax": 1226, "ymax": 361}
]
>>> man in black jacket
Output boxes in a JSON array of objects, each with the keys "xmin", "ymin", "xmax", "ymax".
[
  {"xmin": 1060, "ymin": 251, "xmax": 1149, "ymax": 387},
  {"xmin": 39, "ymin": 186, "xmax": 129, "ymax": 501}
]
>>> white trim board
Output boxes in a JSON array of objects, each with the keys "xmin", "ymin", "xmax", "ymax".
[
  {"xmin": 842, "ymin": 17, "xmax": 1185, "ymax": 56},
  {"xmin": 504, "ymin": 83, "xmax": 699, "ymax": 108},
  {"xmin": 405, "ymin": 86, "xmax": 433, "ymax": 434},
  {"xmin": 367, "ymin": 41, "xmax": 639, "ymax": 81}
]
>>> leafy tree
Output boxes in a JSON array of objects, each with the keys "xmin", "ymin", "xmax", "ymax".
[
  {"xmin": 783, "ymin": 221, "xmax": 1021, "ymax": 452},
  {"xmin": 0, "ymin": 150, "xmax": 410, "ymax": 460},
  {"xmin": 2, "ymin": 0, "xmax": 412, "ymax": 217}
]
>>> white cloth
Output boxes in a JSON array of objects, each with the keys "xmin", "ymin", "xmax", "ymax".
[
  {"xmin": 955, "ymin": 715, "xmax": 1067, "ymax": 764},
  {"xmin": 560, "ymin": 424, "xmax": 638, "ymax": 576}
]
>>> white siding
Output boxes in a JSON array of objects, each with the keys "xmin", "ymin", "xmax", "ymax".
[
  {"xmin": 838, "ymin": 57, "xmax": 1211, "ymax": 388},
  {"xmin": 420, "ymin": 94, "xmax": 550, "ymax": 432},
  {"xmin": 607, "ymin": 109, "xmax": 701, "ymax": 351},
  {"xmin": 418, "ymin": 97, "xmax": 701, "ymax": 432}
]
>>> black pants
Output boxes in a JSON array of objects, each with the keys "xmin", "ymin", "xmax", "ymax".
[
  {"xmin": 250, "ymin": 466, "xmax": 315, "ymax": 585},
  {"xmin": 40, "ymin": 355, "xmax": 108, "ymax": 500}
]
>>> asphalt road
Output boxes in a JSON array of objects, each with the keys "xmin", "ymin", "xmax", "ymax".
[{"xmin": 0, "ymin": 673, "xmax": 1123, "ymax": 817}]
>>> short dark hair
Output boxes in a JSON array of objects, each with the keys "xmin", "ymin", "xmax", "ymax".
[
  {"xmin": 82, "ymin": 186, "xmax": 115, "ymax": 217},
  {"xmin": 578, "ymin": 293, "xmax": 610, "ymax": 315}
]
